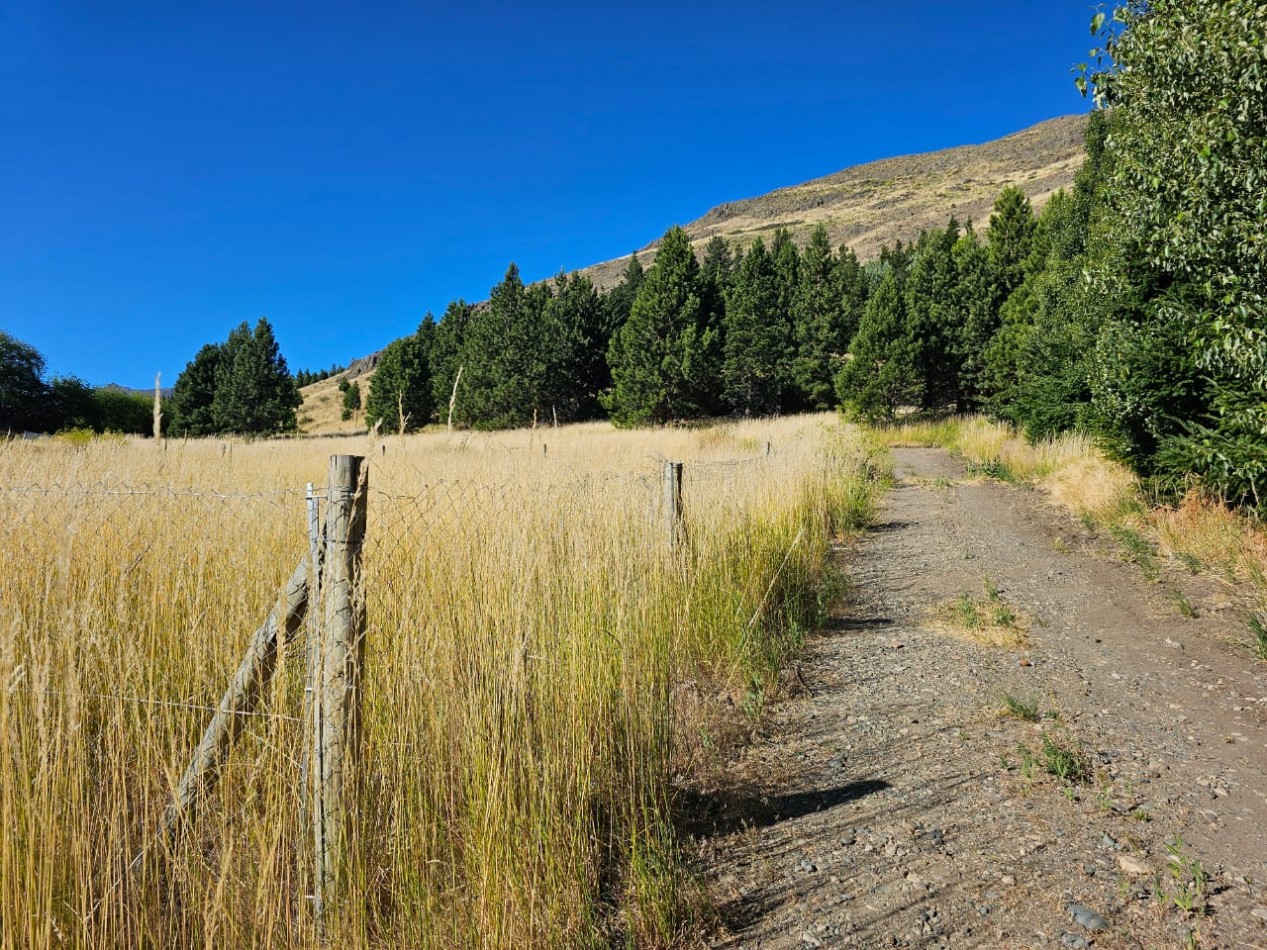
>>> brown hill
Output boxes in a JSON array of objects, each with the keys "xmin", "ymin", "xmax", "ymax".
[
  {"xmin": 582, "ymin": 113, "xmax": 1087, "ymax": 289},
  {"xmin": 299, "ymin": 113, "xmax": 1088, "ymax": 434}
]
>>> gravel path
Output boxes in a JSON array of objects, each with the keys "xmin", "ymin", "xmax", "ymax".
[{"xmin": 697, "ymin": 448, "xmax": 1267, "ymax": 949}]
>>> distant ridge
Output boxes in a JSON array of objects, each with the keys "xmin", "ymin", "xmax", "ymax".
[{"xmin": 580, "ymin": 113, "xmax": 1088, "ymax": 289}]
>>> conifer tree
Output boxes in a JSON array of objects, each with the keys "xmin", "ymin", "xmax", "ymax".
[
  {"xmin": 602, "ymin": 254, "xmax": 645, "ymax": 341},
  {"xmin": 605, "ymin": 226, "xmax": 717, "ymax": 425},
  {"xmin": 546, "ymin": 272, "xmax": 608, "ymax": 421},
  {"xmin": 790, "ymin": 226, "xmax": 856, "ymax": 410},
  {"xmin": 902, "ymin": 222, "xmax": 964, "ymax": 411},
  {"xmin": 835, "ymin": 274, "xmax": 921, "ymax": 423},
  {"xmin": 455, "ymin": 264, "xmax": 558, "ymax": 429},
  {"xmin": 365, "ymin": 319, "xmax": 434, "ymax": 433},
  {"xmin": 429, "ymin": 300, "xmax": 473, "ymax": 417},
  {"xmin": 169, "ymin": 342, "xmax": 225, "ymax": 437},
  {"xmin": 723, "ymin": 239, "xmax": 788, "ymax": 415},
  {"xmin": 987, "ymin": 186, "xmax": 1036, "ymax": 300},
  {"xmin": 210, "ymin": 319, "xmax": 301, "ymax": 435}
]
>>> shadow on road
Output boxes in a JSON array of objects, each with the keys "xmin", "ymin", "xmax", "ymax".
[{"xmin": 677, "ymin": 778, "xmax": 890, "ymax": 839}]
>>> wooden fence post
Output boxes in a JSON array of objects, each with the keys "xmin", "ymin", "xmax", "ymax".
[
  {"xmin": 663, "ymin": 461, "xmax": 684, "ymax": 551},
  {"xmin": 309, "ymin": 455, "xmax": 368, "ymax": 931}
]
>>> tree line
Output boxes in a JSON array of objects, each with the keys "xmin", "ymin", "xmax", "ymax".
[
  {"xmin": 7, "ymin": 2, "xmax": 1257, "ymax": 512},
  {"xmin": 364, "ymin": 0, "xmax": 1263, "ymax": 514},
  {"xmin": 1, "ymin": 332, "xmax": 156, "ymax": 436}
]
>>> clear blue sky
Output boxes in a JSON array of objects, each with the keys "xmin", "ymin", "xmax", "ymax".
[{"xmin": 2, "ymin": 1, "xmax": 1093, "ymax": 388}]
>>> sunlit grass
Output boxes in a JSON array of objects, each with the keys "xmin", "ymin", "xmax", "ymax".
[{"xmin": 0, "ymin": 414, "xmax": 881, "ymax": 948}]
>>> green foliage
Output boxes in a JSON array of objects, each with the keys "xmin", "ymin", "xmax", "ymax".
[
  {"xmin": 454, "ymin": 265, "xmax": 557, "ymax": 429},
  {"xmin": 902, "ymin": 221, "xmax": 966, "ymax": 410},
  {"xmin": 835, "ymin": 274, "xmax": 922, "ymax": 423},
  {"xmin": 49, "ymin": 377, "xmax": 98, "ymax": 431},
  {"xmin": 429, "ymin": 299, "xmax": 473, "ymax": 418},
  {"xmin": 602, "ymin": 253, "xmax": 645, "ymax": 341},
  {"xmin": 366, "ymin": 318, "xmax": 434, "ymax": 433},
  {"xmin": 1086, "ymin": 0, "xmax": 1267, "ymax": 510},
  {"xmin": 605, "ymin": 226, "xmax": 720, "ymax": 425},
  {"xmin": 545, "ymin": 271, "xmax": 611, "ymax": 422},
  {"xmin": 722, "ymin": 239, "xmax": 789, "ymax": 415},
  {"xmin": 171, "ymin": 319, "xmax": 299, "ymax": 437},
  {"xmin": 791, "ymin": 226, "xmax": 866, "ymax": 410},
  {"xmin": 210, "ymin": 319, "xmax": 301, "ymax": 435},
  {"xmin": 340, "ymin": 380, "xmax": 361, "ymax": 421},
  {"xmin": 987, "ymin": 186, "xmax": 1036, "ymax": 299},
  {"xmin": 169, "ymin": 342, "xmax": 225, "ymax": 437},
  {"xmin": 0, "ymin": 332, "xmax": 51, "ymax": 432},
  {"xmin": 92, "ymin": 387, "xmax": 154, "ymax": 434}
]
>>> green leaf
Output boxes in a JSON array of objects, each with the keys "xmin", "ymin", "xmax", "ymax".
[{"xmin": 1091, "ymin": 11, "xmax": 1106, "ymax": 34}]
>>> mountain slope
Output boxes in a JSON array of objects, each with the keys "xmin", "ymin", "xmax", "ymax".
[{"xmin": 582, "ymin": 113, "xmax": 1087, "ymax": 288}]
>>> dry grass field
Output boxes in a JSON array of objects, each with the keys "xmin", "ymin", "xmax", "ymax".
[{"xmin": 0, "ymin": 415, "xmax": 882, "ymax": 948}]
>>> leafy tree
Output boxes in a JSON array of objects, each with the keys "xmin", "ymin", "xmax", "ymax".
[
  {"xmin": 605, "ymin": 226, "xmax": 718, "ymax": 425},
  {"xmin": 835, "ymin": 274, "xmax": 922, "ymax": 423},
  {"xmin": 1084, "ymin": 0, "xmax": 1267, "ymax": 509},
  {"xmin": 93, "ymin": 387, "xmax": 155, "ymax": 434},
  {"xmin": 723, "ymin": 239, "xmax": 788, "ymax": 415},
  {"xmin": 49, "ymin": 377, "xmax": 98, "ymax": 431},
  {"xmin": 211, "ymin": 319, "xmax": 301, "ymax": 435},
  {"xmin": 365, "ymin": 319, "xmax": 433, "ymax": 433},
  {"xmin": 0, "ymin": 332, "xmax": 51, "ymax": 432}
]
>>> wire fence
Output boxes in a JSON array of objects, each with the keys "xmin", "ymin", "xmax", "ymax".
[{"xmin": 0, "ymin": 453, "xmax": 780, "ymax": 730}]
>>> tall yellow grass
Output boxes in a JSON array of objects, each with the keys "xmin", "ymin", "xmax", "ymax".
[{"xmin": 0, "ymin": 415, "xmax": 881, "ymax": 948}]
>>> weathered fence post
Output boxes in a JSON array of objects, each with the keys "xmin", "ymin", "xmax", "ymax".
[
  {"xmin": 309, "ymin": 455, "xmax": 368, "ymax": 931},
  {"xmin": 663, "ymin": 461, "xmax": 684, "ymax": 551},
  {"xmin": 160, "ymin": 555, "xmax": 311, "ymax": 838}
]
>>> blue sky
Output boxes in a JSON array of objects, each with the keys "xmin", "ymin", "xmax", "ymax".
[{"xmin": 2, "ymin": 1, "xmax": 1094, "ymax": 388}]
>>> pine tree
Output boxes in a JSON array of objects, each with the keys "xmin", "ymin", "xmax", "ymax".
[
  {"xmin": 790, "ymin": 226, "xmax": 852, "ymax": 410},
  {"xmin": 340, "ymin": 380, "xmax": 361, "ymax": 422},
  {"xmin": 605, "ymin": 226, "xmax": 717, "ymax": 425},
  {"xmin": 835, "ymin": 274, "xmax": 922, "ymax": 423},
  {"xmin": 455, "ymin": 264, "xmax": 558, "ymax": 429},
  {"xmin": 169, "ymin": 342, "xmax": 225, "ymax": 437},
  {"xmin": 602, "ymin": 254, "xmax": 645, "ymax": 341},
  {"xmin": 903, "ymin": 222, "xmax": 964, "ymax": 411},
  {"xmin": 211, "ymin": 319, "xmax": 301, "ymax": 435},
  {"xmin": 365, "ymin": 320, "xmax": 433, "ymax": 433},
  {"xmin": 722, "ymin": 239, "xmax": 789, "ymax": 415},
  {"xmin": 951, "ymin": 224, "xmax": 997, "ymax": 409},
  {"xmin": 546, "ymin": 272, "xmax": 609, "ymax": 421},
  {"xmin": 429, "ymin": 300, "xmax": 473, "ymax": 418},
  {"xmin": 987, "ymin": 186, "xmax": 1036, "ymax": 300}
]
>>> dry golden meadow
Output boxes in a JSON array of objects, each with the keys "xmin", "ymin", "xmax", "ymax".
[{"xmin": 0, "ymin": 415, "xmax": 882, "ymax": 949}]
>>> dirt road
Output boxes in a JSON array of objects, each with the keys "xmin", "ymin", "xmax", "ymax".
[{"xmin": 697, "ymin": 448, "xmax": 1267, "ymax": 949}]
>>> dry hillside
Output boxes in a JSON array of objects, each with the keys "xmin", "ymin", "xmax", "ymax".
[
  {"xmin": 300, "ymin": 113, "xmax": 1088, "ymax": 434},
  {"xmin": 583, "ymin": 113, "xmax": 1088, "ymax": 288}
]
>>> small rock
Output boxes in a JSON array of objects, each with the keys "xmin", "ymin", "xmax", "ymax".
[
  {"xmin": 797, "ymin": 858, "xmax": 818, "ymax": 873},
  {"xmin": 1251, "ymin": 906, "xmax": 1267, "ymax": 923},
  {"xmin": 1000, "ymin": 875, "xmax": 1016, "ymax": 886},
  {"xmin": 839, "ymin": 833, "xmax": 856, "ymax": 847},
  {"xmin": 800, "ymin": 932, "xmax": 824, "ymax": 948},
  {"xmin": 1117, "ymin": 855, "xmax": 1150, "ymax": 877},
  {"xmin": 1067, "ymin": 902, "xmax": 1109, "ymax": 932},
  {"xmin": 1060, "ymin": 933, "xmax": 1089, "ymax": 948}
]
